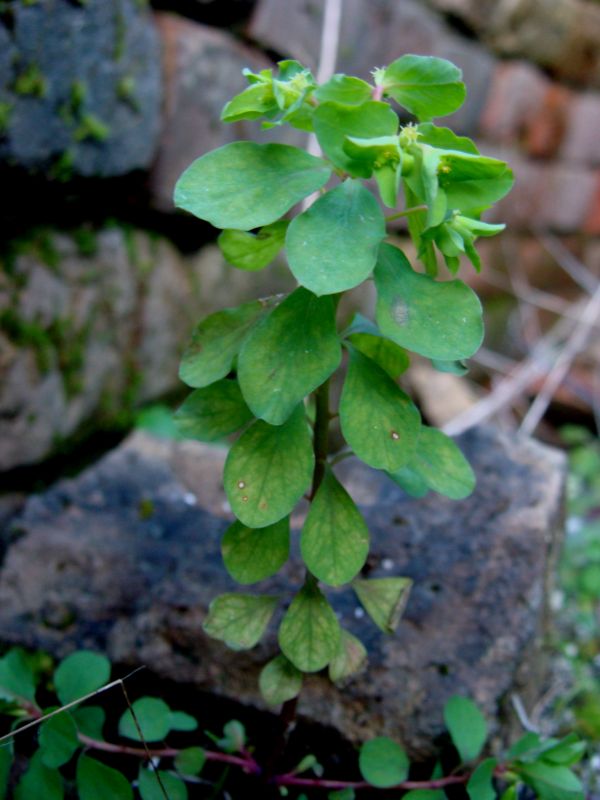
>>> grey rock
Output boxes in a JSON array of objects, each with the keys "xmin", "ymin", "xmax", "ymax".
[
  {"xmin": 0, "ymin": 427, "xmax": 566, "ymax": 757},
  {"xmin": 0, "ymin": 0, "xmax": 161, "ymax": 177}
]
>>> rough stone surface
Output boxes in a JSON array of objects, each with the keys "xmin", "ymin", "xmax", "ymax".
[
  {"xmin": 0, "ymin": 0, "xmax": 161, "ymax": 177},
  {"xmin": 0, "ymin": 428, "xmax": 566, "ymax": 758},
  {"xmin": 0, "ymin": 235, "xmax": 294, "ymax": 471}
]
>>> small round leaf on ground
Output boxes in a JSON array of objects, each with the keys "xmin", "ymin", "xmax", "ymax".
[
  {"xmin": 54, "ymin": 651, "xmax": 111, "ymax": 706},
  {"xmin": 118, "ymin": 697, "xmax": 172, "ymax": 742},
  {"xmin": 359, "ymin": 737, "xmax": 409, "ymax": 788},
  {"xmin": 259, "ymin": 655, "xmax": 303, "ymax": 705}
]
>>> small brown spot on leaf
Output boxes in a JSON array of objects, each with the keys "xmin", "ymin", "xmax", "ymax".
[
  {"xmin": 390, "ymin": 431, "xmax": 400, "ymax": 440},
  {"xmin": 237, "ymin": 480, "xmax": 246, "ymax": 489},
  {"xmin": 241, "ymin": 496, "xmax": 249, "ymax": 502}
]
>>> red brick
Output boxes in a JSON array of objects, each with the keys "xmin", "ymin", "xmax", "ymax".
[
  {"xmin": 525, "ymin": 83, "xmax": 572, "ymax": 159},
  {"xmin": 561, "ymin": 91, "xmax": 600, "ymax": 166},
  {"xmin": 478, "ymin": 62, "xmax": 548, "ymax": 146},
  {"xmin": 583, "ymin": 170, "xmax": 600, "ymax": 234}
]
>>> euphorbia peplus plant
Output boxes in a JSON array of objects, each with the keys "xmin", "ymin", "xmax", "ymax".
[{"xmin": 173, "ymin": 55, "xmax": 514, "ymax": 703}]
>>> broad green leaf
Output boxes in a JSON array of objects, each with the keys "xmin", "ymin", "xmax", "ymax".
[
  {"xmin": 54, "ymin": 651, "xmax": 110, "ymax": 706},
  {"xmin": 221, "ymin": 517, "xmax": 290, "ymax": 584},
  {"xmin": 138, "ymin": 768, "xmax": 187, "ymax": 800},
  {"xmin": 403, "ymin": 792, "xmax": 445, "ymax": 799},
  {"xmin": 518, "ymin": 762, "xmax": 584, "ymax": 800},
  {"xmin": 218, "ymin": 220, "xmax": 288, "ymax": 271},
  {"xmin": 339, "ymin": 349, "xmax": 421, "ymax": 471},
  {"xmin": 179, "ymin": 298, "xmax": 275, "ymax": 389},
  {"xmin": 507, "ymin": 732, "xmax": 543, "ymax": 761},
  {"xmin": 118, "ymin": 697, "xmax": 171, "ymax": 742},
  {"xmin": 328, "ymin": 629, "xmax": 368, "ymax": 683},
  {"xmin": 300, "ymin": 468, "xmax": 369, "ymax": 586},
  {"xmin": 73, "ymin": 706, "xmax": 105, "ymax": 740},
  {"xmin": 382, "ymin": 55, "xmax": 466, "ymax": 120},
  {"xmin": 406, "ymin": 426, "xmax": 476, "ymax": 500},
  {"xmin": 352, "ymin": 577, "xmax": 412, "ymax": 633},
  {"xmin": 314, "ymin": 74, "xmax": 372, "ymax": 105},
  {"xmin": 175, "ymin": 747, "xmax": 206, "ymax": 777},
  {"xmin": 431, "ymin": 358, "xmax": 468, "ymax": 375},
  {"xmin": 313, "ymin": 101, "xmax": 398, "ymax": 177},
  {"xmin": 259, "ymin": 655, "xmax": 303, "ymax": 705},
  {"xmin": 0, "ymin": 649, "xmax": 37, "ymax": 704},
  {"xmin": 39, "ymin": 713, "xmax": 79, "ymax": 768},
  {"xmin": 0, "ymin": 744, "xmax": 11, "ymax": 800},
  {"xmin": 76, "ymin": 755, "xmax": 132, "ymax": 800},
  {"xmin": 174, "ymin": 380, "xmax": 253, "ymax": 442},
  {"xmin": 203, "ymin": 594, "xmax": 278, "ymax": 650},
  {"xmin": 374, "ymin": 243, "xmax": 484, "ymax": 360},
  {"xmin": 416, "ymin": 122, "xmax": 479, "ymax": 154},
  {"xmin": 174, "ymin": 142, "xmax": 331, "ymax": 230},
  {"xmin": 222, "ymin": 518, "xmax": 289, "ymax": 584},
  {"xmin": 467, "ymin": 758, "xmax": 497, "ymax": 800},
  {"xmin": 343, "ymin": 312, "xmax": 380, "ymax": 337},
  {"xmin": 539, "ymin": 733, "xmax": 587, "ymax": 766},
  {"xmin": 347, "ymin": 333, "xmax": 409, "ymax": 378},
  {"xmin": 238, "ymin": 288, "xmax": 341, "ymax": 424},
  {"xmin": 279, "ymin": 582, "xmax": 340, "ymax": 672},
  {"xmin": 500, "ymin": 788, "xmax": 518, "ymax": 800},
  {"xmin": 359, "ymin": 737, "xmax": 409, "ymax": 788},
  {"xmin": 286, "ymin": 180, "xmax": 386, "ymax": 295},
  {"xmin": 443, "ymin": 695, "xmax": 487, "ymax": 762},
  {"xmin": 387, "ymin": 465, "xmax": 429, "ymax": 498},
  {"xmin": 438, "ymin": 152, "xmax": 514, "ymax": 213},
  {"xmin": 224, "ymin": 405, "xmax": 314, "ymax": 527},
  {"xmin": 15, "ymin": 751, "xmax": 63, "ymax": 800},
  {"xmin": 221, "ymin": 82, "xmax": 277, "ymax": 122},
  {"xmin": 170, "ymin": 711, "xmax": 197, "ymax": 732}
]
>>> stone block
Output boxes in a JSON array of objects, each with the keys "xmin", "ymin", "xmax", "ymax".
[{"xmin": 0, "ymin": 427, "xmax": 566, "ymax": 758}]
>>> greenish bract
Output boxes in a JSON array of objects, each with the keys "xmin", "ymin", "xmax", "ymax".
[{"xmin": 173, "ymin": 53, "xmax": 513, "ymax": 700}]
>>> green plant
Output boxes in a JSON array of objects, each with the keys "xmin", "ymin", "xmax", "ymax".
[
  {"xmin": 173, "ymin": 55, "xmax": 513, "ymax": 702},
  {"xmin": 0, "ymin": 646, "xmax": 586, "ymax": 798}
]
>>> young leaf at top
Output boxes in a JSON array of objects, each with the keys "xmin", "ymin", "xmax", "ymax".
[
  {"xmin": 347, "ymin": 332, "xmax": 409, "ymax": 379},
  {"xmin": 259, "ymin": 654, "xmax": 303, "ymax": 705},
  {"xmin": 203, "ymin": 593, "xmax": 278, "ymax": 650},
  {"xmin": 416, "ymin": 122, "xmax": 479, "ymax": 154},
  {"xmin": 443, "ymin": 695, "xmax": 488, "ymax": 763},
  {"xmin": 279, "ymin": 582, "xmax": 341, "ymax": 672},
  {"xmin": 359, "ymin": 737, "xmax": 409, "ymax": 788},
  {"xmin": 374, "ymin": 243, "xmax": 484, "ymax": 360},
  {"xmin": 77, "ymin": 755, "xmax": 133, "ymax": 800},
  {"xmin": 328, "ymin": 629, "xmax": 368, "ymax": 683},
  {"xmin": 380, "ymin": 55, "xmax": 466, "ymax": 121},
  {"xmin": 467, "ymin": 758, "xmax": 497, "ymax": 800},
  {"xmin": 403, "ymin": 426, "xmax": 476, "ymax": 500},
  {"xmin": 223, "ymin": 405, "xmax": 314, "ymax": 528},
  {"xmin": 15, "ymin": 751, "xmax": 64, "ymax": 800},
  {"xmin": 437, "ymin": 152, "xmax": 514, "ymax": 214},
  {"xmin": 286, "ymin": 180, "xmax": 386, "ymax": 295},
  {"xmin": 174, "ymin": 142, "xmax": 331, "ymax": 230},
  {"xmin": 174, "ymin": 380, "xmax": 253, "ymax": 442},
  {"xmin": 300, "ymin": 467, "xmax": 369, "ymax": 586},
  {"xmin": 238, "ymin": 288, "xmax": 341, "ymax": 425},
  {"xmin": 313, "ymin": 101, "xmax": 398, "ymax": 177},
  {"xmin": 218, "ymin": 220, "xmax": 288, "ymax": 271},
  {"xmin": 138, "ymin": 768, "xmax": 187, "ymax": 800},
  {"xmin": 339, "ymin": 348, "xmax": 421, "ymax": 472},
  {"xmin": 39, "ymin": 714, "xmax": 80, "ymax": 769},
  {"xmin": 314, "ymin": 74, "xmax": 373, "ymax": 106},
  {"xmin": 179, "ymin": 298, "xmax": 276, "ymax": 389},
  {"xmin": 54, "ymin": 650, "xmax": 111, "ymax": 705},
  {"xmin": 352, "ymin": 577, "xmax": 412, "ymax": 634},
  {"xmin": 221, "ymin": 517, "xmax": 290, "ymax": 584}
]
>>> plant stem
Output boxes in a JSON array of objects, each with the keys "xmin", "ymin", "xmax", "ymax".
[
  {"xmin": 310, "ymin": 378, "xmax": 331, "ymax": 499},
  {"xmin": 385, "ymin": 204, "xmax": 428, "ymax": 222},
  {"xmin": 274, "ymin": 772, "xmax": 469, "ymax": 790}
]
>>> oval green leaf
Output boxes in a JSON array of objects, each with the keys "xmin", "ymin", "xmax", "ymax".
[
  {"xmin": 352, "ymin": 577, "xmax": 412, "ymax": 634},
  {"xmin": 313, "ymin": 101, "xmax": 398, "ymax": 176},
  {"xmin": 387, "ymin": 465, "xmax": 429, "ymax": 498},
  {"xmin": 467, "ymin": 758, "xmax": 497, "ymax": 800},
  {"xmin": 218, "ymin": 220, "xmax": 288, "ymax": 271},
  {"xmin": 179, "ymin": 298, "xmax": 275, "ymax": 389},
  {"xmin": 259, "ymin": 654, "xmax": 303, "ymax": 705},
  {"xmin": 39, "ymin": 714, "xmax": 79, "ymax": 769},
  {"xmin": 406, "ymin": 426, "xmax": 476, "ymax": 500},
  {"xmin": 438, "ymin": 152, "xmax": 514, "ymax": 213},
  {"xmin": 221, "ymin": 517, "xmax": 290, "ymax": 584},
  {"xmin": 203, "ymin": 593, "xmax": 278, "ymax": 650},
  {"xmin": 278, "ymin": 582, "xmax": 340, "ymax": 672},
  {"xmin": 339, "ymin": 349, "xmax": 421, "ymax": 472},
  {"xmin": 314, "ymin": 74, "xmax": 373, "ymax": 106},
  {"xmin": 359, "ymin": 737, "xmax": 409, "ymax": 788},
  {"xmin": 174, "ymin": 380, "xmax": 253, "ymax": 442},
  {"xmin": 138, "ymin": 768, "xmax": 187, "ymax": 800},
  {"xmin": 382, "ymin": 55, "xmax": 466, "ymax": 121},
  {"xmin": 347, "ymin": 332, "xmax": 409, "ymax": 378},
  {"xmin": 118, "ymin": 697, "xmax": 172, "ymax": 742},
  {"xmin": 174, "ymin": 747, "xmax": 206, "ymax": 777},
  {"xmin": 174, "ymin": 142, "xmax": 331, "ymax": 230},
  {"xmin": 374, "ymin": 243, "xmax": 484, "ymax": 360},
  {"xmin": 328, "ymin": 629, "xmax": 368, "ymax": 683},
  {"xmin": 224, "ymin": 405, "xmax": 314, "ymax": 528},
  {"xmin": 286, "ymin": 180, "xmax": 386, "ymax": 296},
  {"xmin": 54, "ymin": 651, "xmax": 111, "ymax": 706},
  {"xmin": 443, "ymin": 695, "xmax": 488, "ymax": 763},
  {"xmin": 77, "ymin": 755, "xmax": 132, "ymax": 800},
  {"xmin": 300, "ymin": 468, "xmax": 369, "ymax": 586},
  {"xmin": 15, "ymin": 751, "xmax": 64, "ymax": 800},
  {"xmin": 0, "ymin": 648, "xmax": 37, "ymax": 704},
  {"xmin": 238, "ymin": 288, "xmax": 341, "ymax": 425}
]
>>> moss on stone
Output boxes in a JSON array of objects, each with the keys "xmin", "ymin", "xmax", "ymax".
[
  {"xmin": 0, "ymin": 101, "xmax": 13, "ymax": 135},
  {"xmin": 74, "ymin": 113, "xmax": 110, "ymax": 142},
  {"xmin": 14, "ymin": 64, "xmax": 47, "ymax": 98},
  {"xmin": 72, "ymin": 226, "xmax": 98, "ymax": 257}
]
